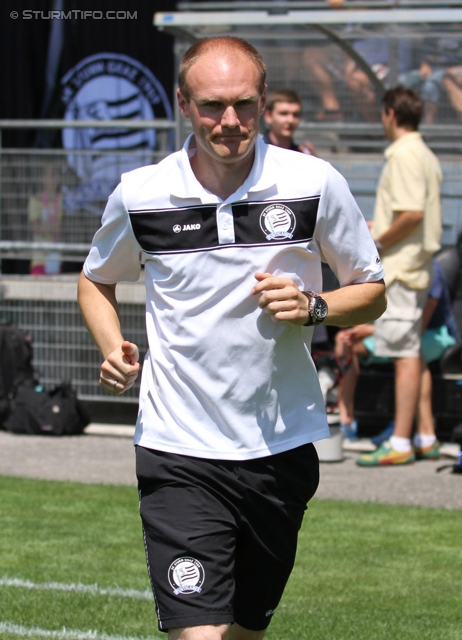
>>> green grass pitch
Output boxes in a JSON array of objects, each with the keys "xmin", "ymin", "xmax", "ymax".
[{"xmin": 0, "ymin": 476, "xmax": 461, "ymax": 640}]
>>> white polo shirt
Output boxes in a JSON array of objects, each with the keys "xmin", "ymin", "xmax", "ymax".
[{"xmin": 84, "ymin": 135, "xmax": 384, "ymax": 460}]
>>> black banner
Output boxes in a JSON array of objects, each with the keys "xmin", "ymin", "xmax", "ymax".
[{"xmin": 0, "ymin": 0, "xmax": 176, "ymax": 148}]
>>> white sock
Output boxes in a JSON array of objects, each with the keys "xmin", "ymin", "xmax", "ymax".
[
  {"xmin": 390, "ymin": 435, "xmax": 412, "ymax": 453},
  {"xmin": 413, "ymin": 434, "xmax": 436, "ymax": 448}
]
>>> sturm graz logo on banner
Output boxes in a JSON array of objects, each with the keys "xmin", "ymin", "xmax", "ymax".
[
  {"xmin": 60, "ymin": 53, "xmax": 173, "ymax": 214},
  {"xmin": 61, "ymin": 52, "xmax": 173, "ymax": 152}
]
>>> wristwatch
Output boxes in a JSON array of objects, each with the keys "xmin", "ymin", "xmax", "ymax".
[{"xmin": 302, "ymin": 291, "xmax": 329, "ymax": 326}]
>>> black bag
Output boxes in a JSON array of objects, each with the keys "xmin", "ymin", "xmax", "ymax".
[
  {"xmin": 0, "ymin": 322, "xmax": 37, "ymax": 427},
  {"xmin": 5, "ymin": 383, "xmax": 91, "ymax": 436}
]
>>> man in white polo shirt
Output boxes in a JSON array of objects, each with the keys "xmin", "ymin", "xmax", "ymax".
[{"xmin": 78, "ymin": 36, "xmax": 386, "ymax": 640}]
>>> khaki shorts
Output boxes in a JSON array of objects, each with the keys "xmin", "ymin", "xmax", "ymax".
[{"xmin": 374, "ymin": 280, "xmax": 428, "ymax": 358}]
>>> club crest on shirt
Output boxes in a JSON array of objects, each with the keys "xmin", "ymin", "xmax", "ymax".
[
  {"xmin": 168, "ymin": 557, "xmax": 205, "ymax": 595},
  {"xmin": 260, "ymin": 204, "xmax": 296, "ymax": 241}
]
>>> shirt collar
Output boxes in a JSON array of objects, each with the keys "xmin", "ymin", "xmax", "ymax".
[
  {"xmin": 384, "ymin": 130, "xmax": 422, "ymax": 159},
  {"xmin": 172, "ymin": 134, "xmax": 209, "ymax": 202},
  {"xmin": 171, "ymin": 134, "xmax": 276, "ymax": 203}
]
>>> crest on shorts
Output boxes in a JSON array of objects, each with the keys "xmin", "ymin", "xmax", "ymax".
[
  {"xmin": 259, "ymin": 204, "xmax": 296, "ymax": 241},
  {"xmin": 168, "ymin": 557, "xmax": 205, "ymax": 595}
]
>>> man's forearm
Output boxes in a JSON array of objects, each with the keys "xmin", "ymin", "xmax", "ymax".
[
  {"xmin": 77, "ymin": 271, "xmax": 123, "ymax": 358},
  {"xmin": 421, "ymin": 297, "xmax": 438, "ymax": 333},
  {"xmin": 376, "ymin": 210, "xmax": 423, "ymax": 251},
  {"xmin": 322, "ymin": 280, "xmax": 387, "ymax": 327}
]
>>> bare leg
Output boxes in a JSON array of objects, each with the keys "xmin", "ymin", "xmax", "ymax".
[
  {"xmin": 423, "ymin": 100, "xmax": 438, "ymax": 124},
  {"xmin": 344, "ymin": 61, "xmax": 380, "ymax": 123},
  {"xmin": 303, "ymin": 47, "xmax": 341, "ymax": 112},
  {"xmin": 229, "ymin": 623, "xmax": 266, "ymax": 640},
  {"xmin": 169, "ymin": 624, "xmax": 229, "ymax": 640},
  {"xmin": 417, "ymin": 356, "xmax": 435, "ymax": 436},
  {"xmin": 338, "ymin": 352, "xmax": 359, "ymax": 425},
  {"xmin": 392, "ymin": 357, "xmax": 421, "ymax": 440},
  {"xmin": 335, "ymin": 333, "xmax": 369, "ymax": 425},
  {"xmin": 169, "ymin": 623, "xmax": 266, "ymax": 640},
  {"xmin": 443, "ymin": 67, "xmax": 462, "ymax": 120}
]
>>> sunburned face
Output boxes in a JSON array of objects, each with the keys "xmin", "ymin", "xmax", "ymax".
[
  {"xmin": 177, "ymin": 50, "xmax": 266, "ymax": 169},
  {"xmin": 264, "ymin": 101, "xmax": 301, "ymax": 140}
]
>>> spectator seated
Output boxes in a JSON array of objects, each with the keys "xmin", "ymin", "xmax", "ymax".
[{"xmin": 347, "ymin": 234, "xmax": 462, "ymax": 440}]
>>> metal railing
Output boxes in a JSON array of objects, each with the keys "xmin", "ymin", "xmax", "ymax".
[
  {"xmin": 2, "ymin": 10, "xmax": 462, "ymax": 400},
  {"xmin": 0, "ymin": 119, "xmax": 176, "ymax": 266},
  {"xmin": 161, "ymin": 4, "xmax": 462, "ymax": 147},
  {"xmin": 1, "ymin": 143, "xmax": 461, "ymax": 402},
  {"xmin": 0, "ymin": 120, "xmax": 174, "ymax": 403},
  {"xmin": 0, "ymin": 275, "xmax": 147, "ymax": 403}
]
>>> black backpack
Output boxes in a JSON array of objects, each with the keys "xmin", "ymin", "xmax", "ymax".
[
  {"xmin": 0, "ymin": 322, "xmax": 36, "ymax": 427},
  {"xmin": 0, "ymin": 322, "xmax": 90, "ymax": 436},
  {"xmin": 5, "ymin": 383, "xmax": 91, "ymax": 436}
]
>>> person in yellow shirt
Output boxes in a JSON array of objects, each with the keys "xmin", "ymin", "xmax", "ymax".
[{"xmin": 357, "ymin": 86, "xmax": 442, "ymax": 466}]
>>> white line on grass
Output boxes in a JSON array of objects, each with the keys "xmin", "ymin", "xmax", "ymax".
[
  {"xmin": 0, "ymin": 622, "xmax": 162, "ymax": 640},
  {"xmin": 0, "ymin": 577, "xmax": 153, "ymax": 601}
]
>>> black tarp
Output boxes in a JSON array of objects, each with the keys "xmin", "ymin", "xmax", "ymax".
[{"xmin": 0, "ymin": 0, "xmax": 176, "ymax": 148}]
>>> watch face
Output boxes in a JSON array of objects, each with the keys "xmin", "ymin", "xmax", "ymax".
[{"xmin": 313, "ymin": 297, "xmax": 328, "ymax": 320}]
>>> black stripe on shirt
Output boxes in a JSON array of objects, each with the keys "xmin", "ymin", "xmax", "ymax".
[{"xmin": 128, "ymin": 196, "xmax": 320, "ymax": 254}]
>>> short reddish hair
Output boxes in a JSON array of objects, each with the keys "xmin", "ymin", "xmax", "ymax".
[{"xmin": 178, "ymin": 36, "xmax": 267, "ymax": 102}]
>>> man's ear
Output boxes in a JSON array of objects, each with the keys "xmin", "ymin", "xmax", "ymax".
[
  {"xmin": 177, "ymin": 88, "xmax": 190, "ymax": 119},
  {"xmin": 263, "ymin": 109, "xmax": 272, "ymax": 124},
  {"xmin": 260, "ymin": 84, "xmax": 267, "ymax": 116}
]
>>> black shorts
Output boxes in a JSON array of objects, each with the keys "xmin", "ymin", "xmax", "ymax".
[{"xmin": 136, "ymin": 443, "xmax": 319, "ymax": 633}]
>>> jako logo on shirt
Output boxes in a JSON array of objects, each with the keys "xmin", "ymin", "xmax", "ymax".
[
  {"xmin": 168, "ymin": 557, "xmax": 205, "ymax": 595},
  {"xmin": 260, "ymin": 204, "xmax": 296, "ymax": 241},
  {"xmin": 173, "ymin": 224, "xmax": 201, "ymax": 233}
]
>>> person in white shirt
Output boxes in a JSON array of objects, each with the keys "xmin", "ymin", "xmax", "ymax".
[{"xmin": 79, "ymin": 36, "xmax": 386, "ymax": 640}]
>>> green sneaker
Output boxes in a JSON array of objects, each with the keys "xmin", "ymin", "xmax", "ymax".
[
  {"xmin": 356, "ymin": 441, "xmax": 415, "ymax": 466},
  {"xmin": 414, "ymin": 440, "xmax": 440, "ymax": 460}
]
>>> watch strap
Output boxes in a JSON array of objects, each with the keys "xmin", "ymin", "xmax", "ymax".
[{"xmin": 302, "ymin": 291, "xmax": 315, "ymax": 326}]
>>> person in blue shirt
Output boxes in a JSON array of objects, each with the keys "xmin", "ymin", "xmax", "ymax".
[{"xmin": 335, "ymin": 259, "xmax": 459, "ymax": 457}]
